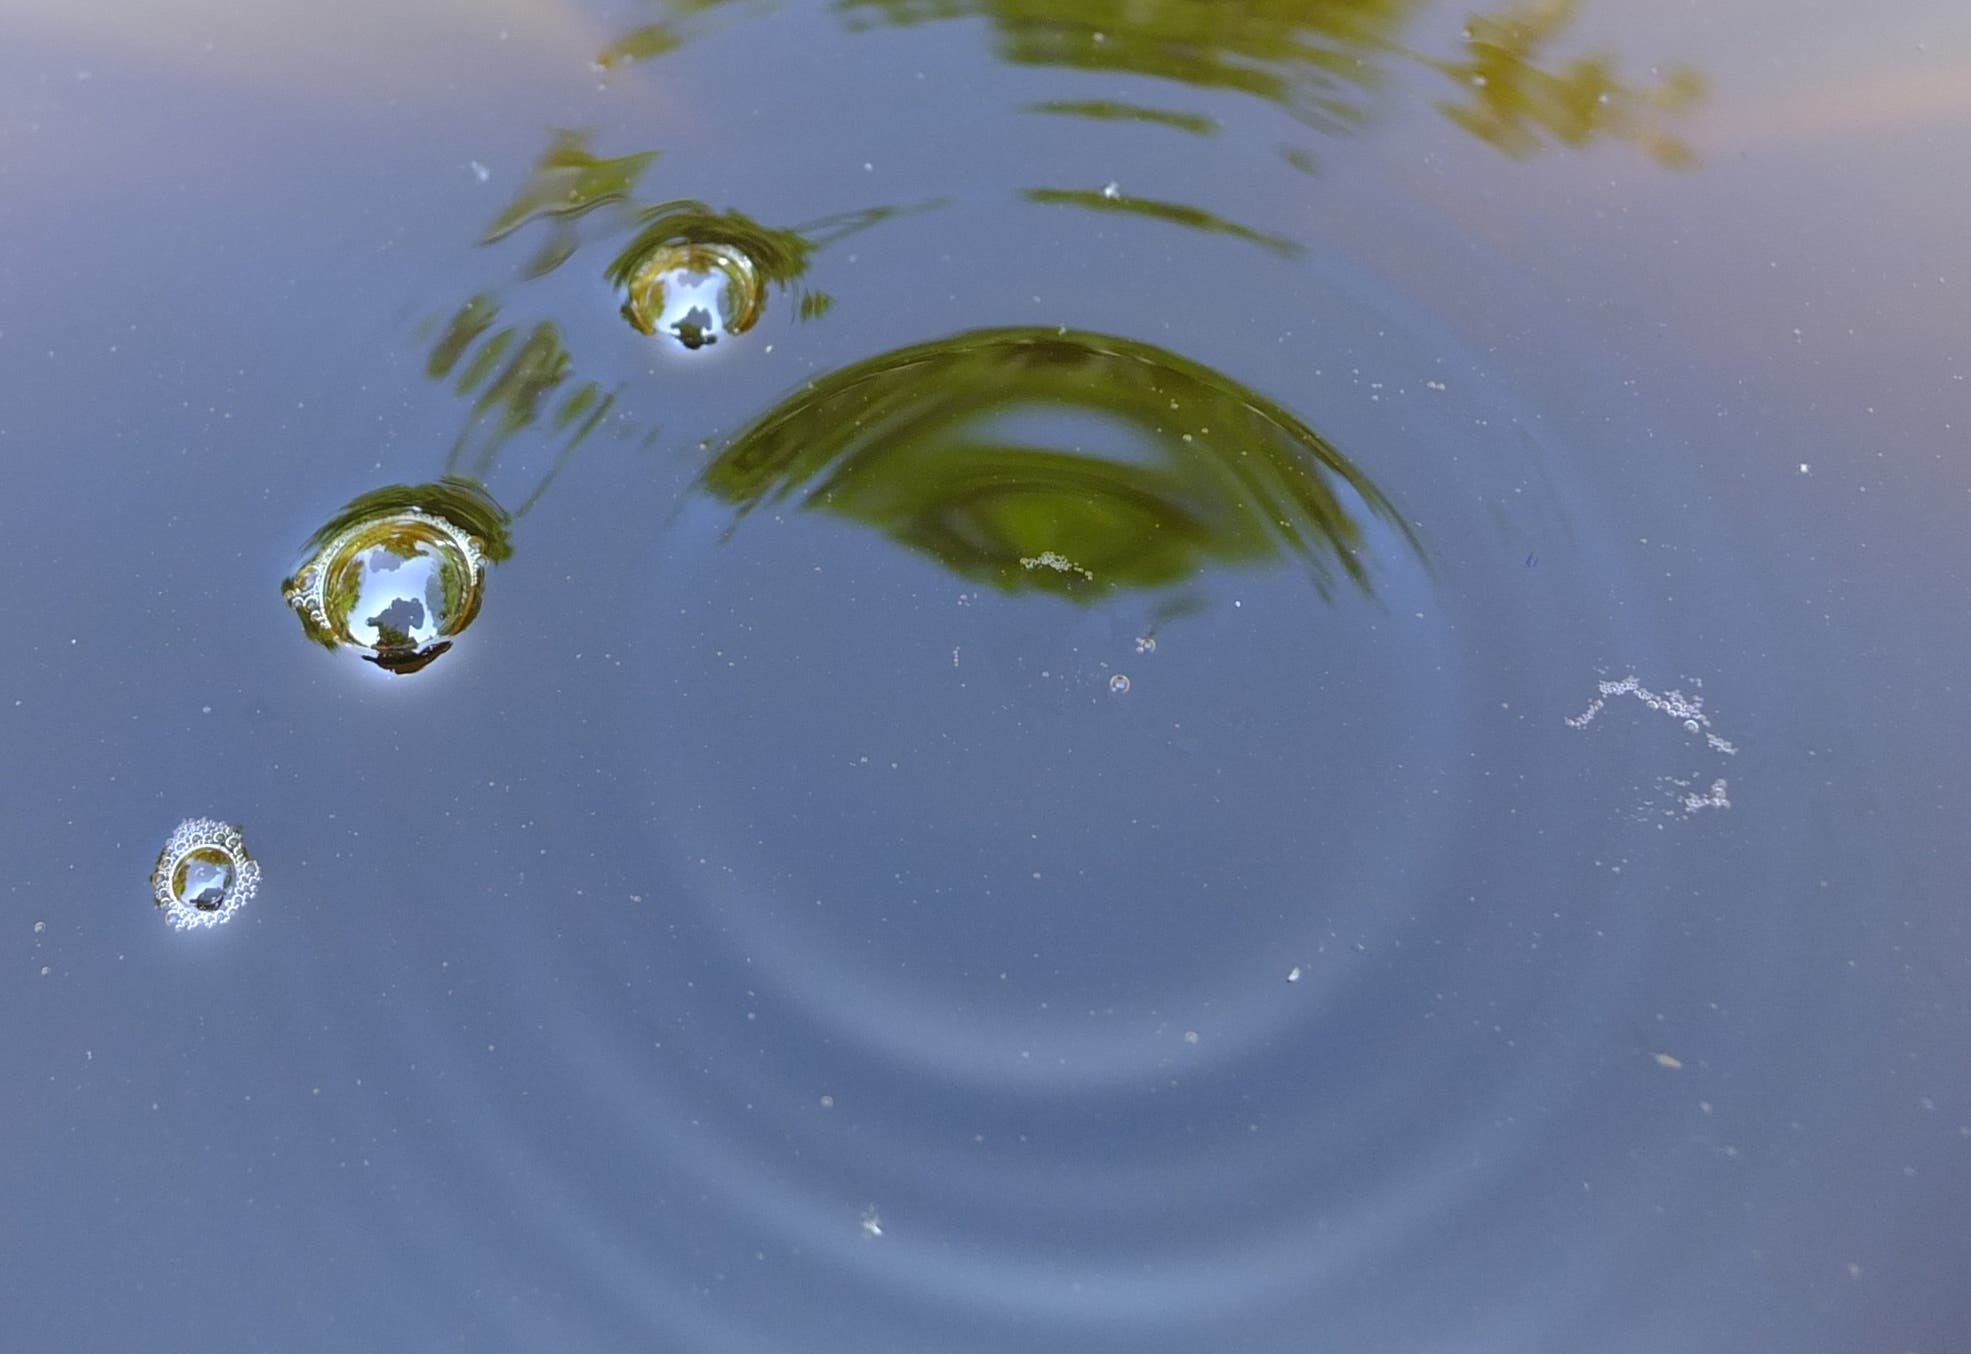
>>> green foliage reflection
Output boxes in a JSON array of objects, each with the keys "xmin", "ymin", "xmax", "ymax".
[
  {"xmin": 415, "ymin": 133, "xmax": 937, "ymax": 511},
  {"xmin": 1424, "ymin": 0, "xmax": 1704, "ymax": 165},
  {"xmin": 483, "ymin": 130, "xmax": 661, "ymax": 278},
  {"xmin": 425, "ymin": 294, "xmax": 615, "ymax": 515},
  {"xmin": 1023, "ymin": 188, "xmax": 1304, "ymax": 258},
  {"xmin": 704, "ymin": 327, "xmax": 1420, "ymax": 600},
  {"xmin": 832, "ymin": 0, "xmax": 1702, "ymax": 165},
  {"xmin": 840, "ymin": 0, "xmax": 1414, "ymax": 136}
]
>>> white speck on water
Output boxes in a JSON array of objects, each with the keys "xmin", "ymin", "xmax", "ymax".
[
  {"xmin": 860, "ymin": 1205, "xmax": 883, "ymax": 1239},
  {"xmin": 1286, "ymin": 965, "xmax": 1302, "ymax": 983},
  {"xmin": 1101, "ymin": 180, "xmax": 1122, "ymax": 200},
  {"xmin": 1020, "ymin": 550, "xmax": 1093, "ymax": 581},
  {"xmin": 469, "ymin": 161, "xmax": 490, "ymax": 182}
]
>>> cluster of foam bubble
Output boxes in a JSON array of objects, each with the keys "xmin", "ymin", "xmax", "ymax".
[
  {"xmin": 1568, "ymin": 675, "xmax": 1740, "ymax": 821},
  {"xmin": 1566, "ymin": 673, "xmax": 1737, "ymax": 755},
  {"xmin": 150, "ymin": 817, "xmax": 261, "ymax": 930}
]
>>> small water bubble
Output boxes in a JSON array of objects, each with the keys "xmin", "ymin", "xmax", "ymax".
[
  {"xmin": 1109, "ymin": 673, "xmax": 1131, "ymax": 694},
  {"xmin": 33, "ymin": 920, "xmax": 46, "ymax": 934}
]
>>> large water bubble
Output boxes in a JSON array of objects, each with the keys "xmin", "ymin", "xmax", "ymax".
[{"xmin": 284, "ymin": 480, "xmax": 510, "ymax": 675}]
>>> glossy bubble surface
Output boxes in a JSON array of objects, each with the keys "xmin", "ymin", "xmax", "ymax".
[
  {"xmin": 285, "ymin": 481, "xmax": 508, "ymax": 675},
  {"xmin": 620, "ymin": 240, "xmax": 763, "ymax": 349}
]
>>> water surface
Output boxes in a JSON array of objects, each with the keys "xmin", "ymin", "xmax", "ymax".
[{"xmin": 4, "ymin": 1, "xmax": 1968, "ymax": 1350}]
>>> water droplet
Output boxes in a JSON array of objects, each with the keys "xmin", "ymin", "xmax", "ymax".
[
  {"xmin": 1109, "ymin": 673, "xmax": 1131, "ymax": 694},
  {"xmin": 620, "ymin": 240, "xmax": 763, "ymax": 350},
  {"xmin": 151, "ymin": 818, "xmax": 260, "ymax": 930}
]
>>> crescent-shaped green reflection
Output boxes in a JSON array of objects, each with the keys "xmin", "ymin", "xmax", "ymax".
[{"xmin": 703, "ymin": 327, "xmax": 1422, "ymax": 601}]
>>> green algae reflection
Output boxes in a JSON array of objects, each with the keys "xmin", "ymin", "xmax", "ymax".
[{"xmin": 703, "ymin": 327, "xmax": 1420, "ymax": 601}]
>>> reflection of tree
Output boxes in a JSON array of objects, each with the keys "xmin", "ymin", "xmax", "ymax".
[
  {"xmin": 414, "ymin": 132, "xmax": 938, "ymax": 513},
  {"xmin": 1023, "ymin": 188, "xmax": 1303, "ymax": 258},
  {"xmin": 833, "ymin": 0, "xmax": 1702, "ymax": 166},
  {"xmin": 483, "ymin": 129, "xmax": 660, "ymax": 278},
  {"xmin": 424, "ymin": 295, "xmax": 619, "ymax": 515},
  {"xmin": 840, "ymin": 0, "xmax": 1417, "ymax": 137},
  {"xmin": 593, "ymin": 0, "xmax": 758, "ymax": 70},
  {"xmin": 1423, "ymin": 0, "xmax": 1704, "ymax": 166},
  {"xmin": 1024, "ymin": 99, "xmax": 1219, "ymax": 137},
  {"xmin": 703, "ymin": 327, "xmax": 1421, "ymax": 601}
]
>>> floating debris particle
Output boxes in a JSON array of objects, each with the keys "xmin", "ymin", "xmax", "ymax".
[
  {"xmin": 1286, "ymin": 965, "xmax": 1302, "ymax": 983},
  {"xmin": 1652, "ymin": 1052, "xmax": 1684, "ymax": 1070}
]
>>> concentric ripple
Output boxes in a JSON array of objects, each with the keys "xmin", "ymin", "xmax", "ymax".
[{"xmin": 311, "ymin": 227, "xmax": 1801, "ymax": 1351}]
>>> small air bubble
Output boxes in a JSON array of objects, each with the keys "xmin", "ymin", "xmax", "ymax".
[{"xmin": 1109, "ymin": 673, "xmax": 1131, "ymax": 694}]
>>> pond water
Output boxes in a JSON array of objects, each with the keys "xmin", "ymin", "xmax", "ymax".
[{"xmin": 5, "ymin": 1, "xmax": 1969, "ymax": 1350}]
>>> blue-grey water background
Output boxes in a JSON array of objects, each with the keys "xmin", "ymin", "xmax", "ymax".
[{"xmin": 4, "ymin": 1, "xmax": 1969, "ymax": 1350}]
